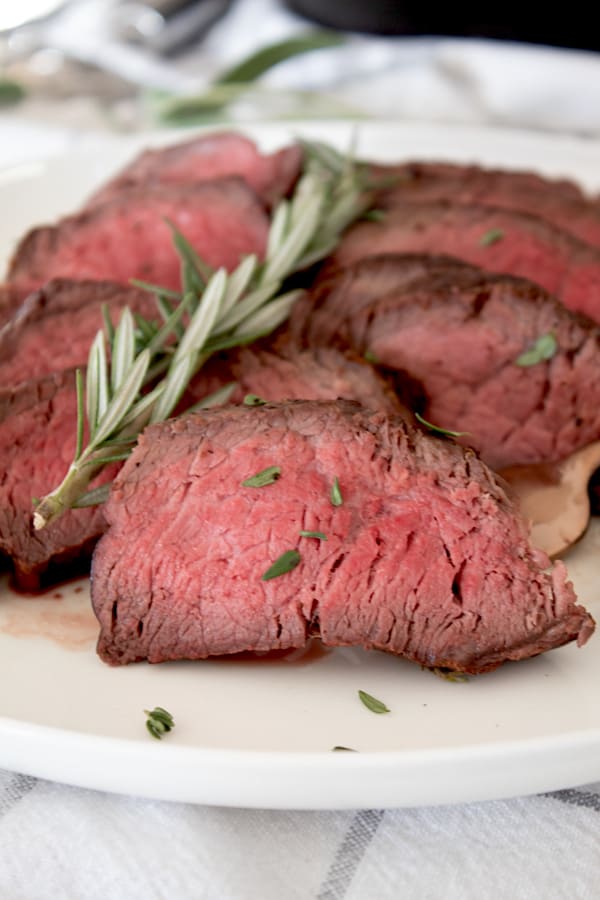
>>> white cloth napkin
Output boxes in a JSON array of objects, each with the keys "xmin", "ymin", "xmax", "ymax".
[{"xmin": 1, "ymin": 770, "xmax": 600, "ymax": 898}]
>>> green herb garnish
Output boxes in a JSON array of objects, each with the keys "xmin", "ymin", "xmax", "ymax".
[
  {"xmin": 243, "ymin": 394, "xmax": 267, "ymax": 406},
  {"xmin": 414, "ymin": 412, "xmax": 467, "ymax": 439},
  {"xmin": 241, "ymin": 465, "xmax": 281, "ymax": 487},
  {"xmin": 261, "ymin": 549, "xmax": 301, "ymax": 581},
  {"xmin": 479, "ymin": 228, "xmax": 504, "ymax": 246},
  {"xmin": 299, "ymin": 530, "xmax": 327, "ymax": 540},
  {"xmin": 33, "ymin": 142, "xmax": 372, "ymax": 530},
  {"xmin": 363, "ymin": 349, "xmax": 379, "ymax": 363},
  {"xmin": 362, "ymin": 209, "xmax": 386, "ymax": 223},
  {"xmin": 144, "ymin": 706, "xmax": 175, "ymax": 740},
  {"xmin": 332, "ymin": 746, "xmax": 357, "ymax": 752},
  {"xmin": 515, "ymin": 332, "xmax": 557, "ymax": 367},
  {"xmin": 330, "ymin": 476, "xmax": 343, "ymax": 507},
  {"xmin": 358, "ymin": 690, "xmax": 390, "ymax": 714}
]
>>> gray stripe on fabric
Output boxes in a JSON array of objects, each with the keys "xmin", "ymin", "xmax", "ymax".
[
  {"xmin": 543, "ymin": 788, "xmax": 600, "ymax": 813},
  {"xmin": 0, "ymin": 772, "xmax": 38, "ymax": 817},
  {"xmin": 317, "ymin": 809, "xmax": 385, "ymax": 900}
]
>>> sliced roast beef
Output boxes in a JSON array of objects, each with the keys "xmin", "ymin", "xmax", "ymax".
[
  {"xmin": 91, "ymin": 400, "xmax": 594, "ymax": 671},
  {"xmin": 288, "ymin": 253, "xmax": 473, "ymax": 347},
  {"xmin": 296, "ymin": 260, "xmax": 600, "ymax": 469},
  {"xmin": 325, "ymin": 202, "xmax": 600, "ymax": 324},
  {"xmin": 0, "ymin": 283, "xmax": 25, "ymax": 329},
  {"xmin": 0, "ymin": 279, "xmax": 157, "ymax": 389},
  {"xmin": 378, "ymin": 161, "xmax": 600, "ymax": 249},
  {"xmin": 7, "ymin": 179, "xmax": 269, "ymax": 297},
  {"xmin": 88, "ymin": 131, "xmax": 302, "ymax": 210},
  {"xmin": 186, "ymin": 345, "xmax": 403, "ymax": 414},
  {"xmin": 0, "ymin": 370, "xmax": 115, "ymax": 587}
]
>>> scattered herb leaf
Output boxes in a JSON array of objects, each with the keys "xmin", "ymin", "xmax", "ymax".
[
  {"xmin": 358, "ymin": 690, "xmax": 390, "ymax": 714},
  {"xmin": 362, "ymin": 209, "xmax": 386, "ymax": 222},
  {"xmin": 363, "ymin": 349, "xmax": 379, "ymax": 363},
  {"xmin": 332, "ymin": 746, "xmax": 357, "ymax": 752},
  {"xmin": 330, "ymin": 476, "xmax": 343, "ymax": 507},
  {"xmin": 243, "ymin": 393, "xmax": 267, "ymax": 406},
  {"xmin": 479, "ymin": 228, "xmax": 504, "ymax": 246},
  {"xmin": 261, "ymin": 549, "xmax": 301, "ymax": 581},
  {"xmin": 144, "ymin": 706, "xmax": 175, "ymax": 740},
  {"xmin": 415, "ymin": 412, "xmax": 467, "ymax": 438},
  {"xmin": 515, "ymin": 332, "xmax": 558, "ymax": 367},
  {"xmin": 241, "ymin": 465, "xmax": 281, "ymax": 488},
  {"xmin": 299, "ymin": 530, "xmax": 327, "ymax": 540}
]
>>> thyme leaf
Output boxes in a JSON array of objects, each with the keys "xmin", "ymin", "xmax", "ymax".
[
  {"xmin": 261, "ymin": 549, "xmax": 301, "ymax": 581},
  {"xmin": 358, "ymin": 690, "xmax": 390, "ymax": 714},
  {"xmin": 431, "ymin": 667, "xmax": 469, "ymax": 683},
  {"xmin": 330, "ymin": 476, "xmax": 343, "ymax": 507},
  {"xmin": 144, "ymin": 706, "xmax": 175, "ymax": 740},
  {"xmin": 243, "ymin": 394, "xmax": 267, "ymax": 406},
  {"xmin": 479, "ymin": 228, "xmax": 504, "ymax": 246},
  {"xmin": 332, "ymin": 746, "xmax": 357, "ymax": 752},
  {"xmin": 515, "ymin": 332, "xmax": 557, "ymax": 367},
  {"xmin": 241, "ymin": 465, "xmax": 281, "ymax": 487},
  {"xmin": 299, "ymin": 530, "xmax": 327, "ymax": 540}
]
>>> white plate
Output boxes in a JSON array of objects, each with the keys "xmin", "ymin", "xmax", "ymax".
[{"xmin": 1, "ymin": 121, "xmax": 600, "ymax": 810}]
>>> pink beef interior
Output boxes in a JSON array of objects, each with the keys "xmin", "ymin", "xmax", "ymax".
[{"xmin": 91, "ymin": 400, "xmax": 594, "ymax": 671}]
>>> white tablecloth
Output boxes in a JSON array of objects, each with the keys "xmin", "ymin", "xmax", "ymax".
[{"xmin": 2, "ymin": 2, "xmax": 600, "ymax": 896}]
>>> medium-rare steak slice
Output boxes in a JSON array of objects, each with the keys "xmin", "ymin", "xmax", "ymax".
[
  {"xmin": 378, "ymin": 161, "xmax": 600, "ymax": 249},
  {"xmin": 288, "ymin": 253, "xmax": 473, "ymax": 347},
  {"xmin": 0, "ymin": 279, "xmax": 157, "ymax": 389},
  {"xmin": 325, "ymin": 202, "xmax": 600, "ymax": 324},
  {"xmin": 91, "ymin": 400, "xmax": 594, "ymax": 672},
  {"xmin": 88, "ymin": 131, "xmax": 302, "ymax": 210},
  {"xmin": 296, "ymin": 262, "xmax": 600, "ymax": 470},
  {"xmin": 0, "ymin": 370, "xmax": 115, "ymax": 587},
  {"xmin": 7, "ymin": 179, "xmax": 269, "ymax": 297},
  {"xmin": 186, "ymin": 345, "xmax": 403, "ymax": 414}
]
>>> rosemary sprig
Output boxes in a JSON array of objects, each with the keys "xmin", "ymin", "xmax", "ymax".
[{"xmin": 33, "ymin": 142, "xmax": 372, "ymax": 530}]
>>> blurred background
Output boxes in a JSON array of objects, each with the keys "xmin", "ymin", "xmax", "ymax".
[{"xmin": 2, "ymin": 0, "xmax": 600, "ymax": 162}]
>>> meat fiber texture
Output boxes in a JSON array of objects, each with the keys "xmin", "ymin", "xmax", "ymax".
[
  {"xmin": 0, "ymin": 279, "xmax": 157, "ymax": 390},
  {"xmin": 91, "ymin": 400, "xmax": 594, "ymax": 672},
  {"xmin": 0, "ymin": 370, "xmax": 115, "ymax": 586},
  {"xmin": 0, "ymin": 284, "xmax": 25, "ymax": 329},
  {"xmin": 7, "ymin": 179, "xmax": 269, "ymax": 297},
  {"xmin": 294, "ymin": 255, "xmax": 600, "ymax": 470},
  {"xmin": 186, "ymin": 345, "xmax": 403, "ymax": 415},
  {"xmin": 87, "ymin": 131, "xmax": 303, "ymax": 210},
  {"xmin": 377, "ymin": 160, "xmax": 600, "ymax": 249},
  {"xmin": 325, "ymin": 202, "xmax": 600, "ymax": 324}
]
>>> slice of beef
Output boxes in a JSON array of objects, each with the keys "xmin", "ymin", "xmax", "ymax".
[
  {"xmin": 88, "ymin": 131, "xmax": 303, "ymax": 210},
  {"xmin": 91, "ymin": 400, "xmax": 594, "ymax": 672},
  {"xmin": 186, "ymin": 345, "xmax": 403, "ymax": 415},
  {"xmin": 7, "ymin": 179, "xmax": 269, "ymax": 297},
  {"xmin": 377, "ymin": 160, "xmax": 600, "ymax": 249},
  {"xmin": 325, "ymin": 202, "xmax": 600, "ymax": 324},
  {"xmin": 298, "ymin": 263, "xmax": 600, "ymax": 470},
  {"xmin": 0, "ymin": 279, "xmax": 157, "ymax": 390},
  {"xmin": 0, "ymin": 370, "xmax": 115, "ymax": 587},
  {"xmin": 289, "ymin": 253, "xmax": 473, "ymax": 348}
]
